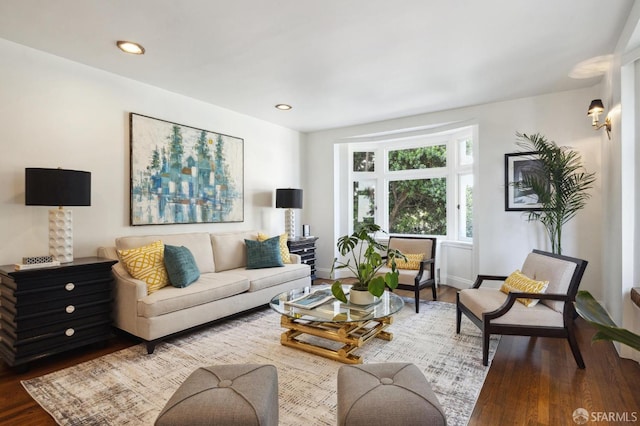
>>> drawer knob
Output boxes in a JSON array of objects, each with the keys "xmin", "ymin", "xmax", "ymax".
[
  {"xmin": 65, "ymin": 305, "xmax": 75, "ymax": 314},
  {"xmin": 303, "ymin": 248, "xmax": 308, "ymax": 252},
  {"xmin": 65, "ymin": 328, "xmax": 75, "ymax": 337},
  {"xmin": 65, "ymin": 283, "xmax": 75, "ymax": 291}
]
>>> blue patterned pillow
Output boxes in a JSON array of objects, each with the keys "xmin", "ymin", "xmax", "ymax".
[
  {"xmin": 245, "ymin": 236, "xmax": 284, "ymax": 269},
  {"xmin": 164, "ymin": 245, "xmax": 200, "ymax": 288}
]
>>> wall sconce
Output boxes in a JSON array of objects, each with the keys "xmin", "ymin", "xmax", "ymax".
[{"xmin": 587, "ymin": 99, "xmax": 611, "ymax": 140}]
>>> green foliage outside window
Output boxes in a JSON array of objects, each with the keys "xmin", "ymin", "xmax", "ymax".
[
  {"xmin": 388, "ymin": 145, "xmax": 448, "ymax": 235},
  {"xmin": 388, "ymin": 145, "xmax": 446, "ymax": 171}
]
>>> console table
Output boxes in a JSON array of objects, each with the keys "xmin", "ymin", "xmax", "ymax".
[
  {"xmin": 287, "ymin": 237, "xmax": 318, "ymax": 280},
  {"xmin": 0, "ymin": 257, "xmax": 116, "ymax": 368}
]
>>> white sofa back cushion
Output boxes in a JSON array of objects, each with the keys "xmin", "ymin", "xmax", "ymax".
[
  {"xmin": 210, "ymin": 231, "xmax": 258, "ymax": 272},
  {"xmin": 115, "ymin": 232, "xmax": 216, "ymax": 274}
]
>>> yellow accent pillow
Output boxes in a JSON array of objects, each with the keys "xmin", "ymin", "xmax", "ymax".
[
  {"xmin": 500, "ymin": 270, "xmax": 549, "ymax": 307},
  {"xmin": 388, "ymin": 253, "xmax": 425, "ymax": 270},
  {"xmin": 258, "ymin": 233, "xmax": 291, "ymax": 263},
  {"xmin": 118, "ymin": 240, "xmax": 169, "ymax": 294}
]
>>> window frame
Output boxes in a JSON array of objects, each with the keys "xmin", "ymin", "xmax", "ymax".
[{"xmin": 348, "ymin": 127, "xmax": 473, "ymax": 241}]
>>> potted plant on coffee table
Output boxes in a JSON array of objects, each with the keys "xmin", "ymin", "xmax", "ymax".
[{"xmin": 330, "ymin": 223, "xmax": 405, "ymax": 305}]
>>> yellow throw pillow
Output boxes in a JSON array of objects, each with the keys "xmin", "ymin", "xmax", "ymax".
[
  {"xmin": 118, "ymin": 240, "xmax": 169, "ymax": 294},
  {"xmin": 258, "ymin": 233, "xmax": 291, "ymax": 263},
  {"xmin": 500, "ymin": 270, "xmax": 549, "ymax": 307},
  {"xmin": 388, "ymin": 253, "xmax": 425, "ymax": 270}
]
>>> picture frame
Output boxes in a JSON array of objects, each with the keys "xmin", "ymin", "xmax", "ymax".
[
  {"xmin": 129, "ymin": 113, "xmax": 244, "ymax": 225},
  {"xmin": 504, "ymin": 151, "xmax": 544, "ymax": 211}
]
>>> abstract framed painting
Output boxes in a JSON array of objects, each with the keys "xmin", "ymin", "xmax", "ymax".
[
  {"xmin": 504, "ymin": 151, "xmax": 544, "ymax": 211},
  {"xmin": 129, "ymin": 113, "xmax": 244, "ymax": 225}
]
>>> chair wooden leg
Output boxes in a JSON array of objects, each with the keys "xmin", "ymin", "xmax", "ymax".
[
  {"xmin": 414, "ymin": 288, "xmax": 420, "ymax": 313},
  {"xmin": 482, "ymin": 331, "xmax": 490, "ymax": 366},
  {"xmin": 567, "ymin": 330, "xmax": 586, "ymax": 369},
  {"xmin": 431, "ymin": 283, "xmax": 437, "ymax": 300},
  {"xmin": 456, "ymin": 305, "xmax": 462, "ymax": 334}
]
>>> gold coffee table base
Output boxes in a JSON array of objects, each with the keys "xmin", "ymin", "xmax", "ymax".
[{"xmin": 279, "ymin": 315, "xmax": 394, "ymax": 364}]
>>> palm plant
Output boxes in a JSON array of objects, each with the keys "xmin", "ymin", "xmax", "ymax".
[
  {"xmin": 330, "ymin": 223, "xmax": 405, "ymax": 303},
  {"xmin": 514, "ymin": 132, "xmax": 596, "ymax": 254}
]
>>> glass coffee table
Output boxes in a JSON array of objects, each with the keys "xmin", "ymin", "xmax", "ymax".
[{"xmin": 269, "ymin": 287, "xmax": 404, "ymax": 364}]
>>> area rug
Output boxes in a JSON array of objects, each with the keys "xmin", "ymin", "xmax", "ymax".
[{"xmin": 22, "ymin": 300, "xmax": 499, "ymax": 426}]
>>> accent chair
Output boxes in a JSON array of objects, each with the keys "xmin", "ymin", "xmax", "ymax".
[
  {"xmin": 376, "ymin": 236, "xmax": 437, "ymax": 313},
  {"xmin": 456, "ymin": 249, "xmax": 588, "ymax": 368}
]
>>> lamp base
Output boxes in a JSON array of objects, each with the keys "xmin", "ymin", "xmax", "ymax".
[
  {"xmin": 285, "ymin": 208, "xmax": 296, "ymax": 240},
  {"xmin": 48, "ymin": 208, "xmax": 73, "ymax": 263}
]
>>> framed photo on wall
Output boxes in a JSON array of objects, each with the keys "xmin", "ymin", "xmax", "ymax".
[
  {"xmin": 129, "ymin": 113, "xmax": 244, "ymax": 225},
  {"xmin": 504, "ymin": 151, "xmax": 545, "ymax": 211}
]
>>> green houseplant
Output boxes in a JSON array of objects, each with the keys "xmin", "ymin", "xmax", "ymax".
[
  {"xmin": 575, "ymin": 290, "xmax": 640, "ymax": 352},
  {"xmin": 330, "ymin": 223, "xmax": 405, "ymax": 304},
  {"xmin": 514, "ymin": 132, "xmax": 596, "ymax": 254}
]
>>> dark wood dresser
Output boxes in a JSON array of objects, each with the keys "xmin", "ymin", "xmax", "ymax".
[
  {"xmin": 0, "ymin": 257, "xmax": 116, "ymax": 368},
  {"xmin": 287, "ymin": 237, "xmax": 318, "ymax": 280}
]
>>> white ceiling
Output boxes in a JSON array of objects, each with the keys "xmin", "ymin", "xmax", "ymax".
[{"xmin": 0, "ymin": 0, "xmax": 634, "ymax": 132}]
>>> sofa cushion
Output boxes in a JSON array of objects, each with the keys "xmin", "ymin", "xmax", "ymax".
[
  {"xmin": 521, "ymin": 252, "xmax": 577, "ymax": 313},
  {"xmin": 116, "ymin": 233, "xmax": 215, "ymax": 273},
  {"xmin": 164, "ymin": 245, "xmax": 200, "ymax": 288},
  {"xmin": 137, "ymin": 272, "xmax": 249, "ymax": 318},
  {"xmin": 210, "ymin": 231, "xmax": 258, "ymax": 272},
  {"xmin": 245, "ymin": 237, "xmax": 283, "ymax": 269},
  {"xmin": 458, "ymin": 288, "xmax": 564, "ymax": 327},
  {"xmin": 233, "ymin": 263, "xmax": 310, "ymax": 292},
  {"xmin": 118, "ymin": 240, "xmax": 169, "ymax": 294}
]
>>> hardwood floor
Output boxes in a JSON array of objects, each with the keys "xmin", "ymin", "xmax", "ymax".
[{"xmin": 1, "ymin": 285, "xmax": 639, "ymax": 425}]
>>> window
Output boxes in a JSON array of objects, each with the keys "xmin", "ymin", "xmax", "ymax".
[{"xmin": 348, "ymin": 127, "xmax": 474, "ymax": 241}]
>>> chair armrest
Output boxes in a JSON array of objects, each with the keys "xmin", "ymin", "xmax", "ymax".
[
  {"xmin": 289, "ymin": 253, "xmax": 301, "ymax": 264},
  {"xmin": 484, "ymin": 291, "xmax": 570, "ymax": 321},
  {"xmin": 472, "ymin": 275, "xmax": 508, "ymax": 289}
]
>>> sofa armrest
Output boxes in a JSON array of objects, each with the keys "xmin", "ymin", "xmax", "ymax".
[
  {"xmin": 111, "ymin": 262, "xmax": 148, "ymax": 335},
  {"xmin": 289, "ymin": 253, "xmax": 301, "ymax": 264}
]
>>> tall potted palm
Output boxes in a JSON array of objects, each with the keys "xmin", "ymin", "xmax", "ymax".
[
  {"xmin": 514, "ymin": 132, "xmax": 596, "ymax": 254},
  {"xmin": 330, "ymin": 223, "xmax": 405, "ymax": 304}
]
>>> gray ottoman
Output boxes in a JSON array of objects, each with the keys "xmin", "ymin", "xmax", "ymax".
[
  {"xmin": 337, "ymin": 363, "xmax": 446, "ymax": 426},
  {"xmin": 155, "ymin": 364, "xmax": 278, "ymax": 426}
]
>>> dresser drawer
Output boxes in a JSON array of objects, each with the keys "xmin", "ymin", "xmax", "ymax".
[
  {"xmin": 1, "ymin": 300, "xmax": 111, "ymax": 336},
  {"xmin": 1, "ymin": 287, "xmax": 111, "ymax": 317},
  {"xmin": 0, "ymin": 319, "xmax": 112, "ymax": 358}
]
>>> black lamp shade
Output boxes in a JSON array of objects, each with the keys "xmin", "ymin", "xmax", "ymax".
[
  {"xmin": 25, "ymin": 168, "xmax": 91, "ymax": 206},
  {"xmin": 276, "ymin": 188, "xmax": 303, "ymax": 209},
  {"xmin": 588, "ymin": 99, "xmax": 604, "ymax": 115}
]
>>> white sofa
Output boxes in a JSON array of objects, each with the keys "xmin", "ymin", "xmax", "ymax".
[{"xmin": 98, "ymin": 230, "xmax": 311, "ymax": 353}]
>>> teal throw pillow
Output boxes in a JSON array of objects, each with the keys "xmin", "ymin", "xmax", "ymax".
[
  {"xmin": 245, "ymin": 236, "xmax": 284, "ymax": 269},
  {"xmin": 164, "ymin": 245, "xmax": 200, "ymax": 288}
]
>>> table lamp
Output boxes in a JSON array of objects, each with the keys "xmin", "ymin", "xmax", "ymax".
[
  {"xmin": 276, "ymin": 188, "xmax": 303, "ymax": 239},
  {"xmin": 25, "ymin": 168, "xmax": 91, "ymax": 263}
]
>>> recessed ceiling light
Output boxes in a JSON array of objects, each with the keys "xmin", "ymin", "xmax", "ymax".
[
  {"xmin": 116, "ymin": 40, "xmax": 145, "ymax": 55},
  {"xmin": 275, "ymin": 104, "xmax": 292, "ymax": 111}
]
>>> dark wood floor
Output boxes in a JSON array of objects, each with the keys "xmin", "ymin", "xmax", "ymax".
[{"xmin": 1, "ymin": 285, "xmax": 639, "ymax": 425}]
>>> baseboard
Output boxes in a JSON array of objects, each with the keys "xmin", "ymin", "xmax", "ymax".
[
  {"xmin": 315, "ymin": 267, "xmax": 335, "ymax": 280},
  {"xmin": 441, "ymin": 275, "xmax": 473, "ymax": 289}
]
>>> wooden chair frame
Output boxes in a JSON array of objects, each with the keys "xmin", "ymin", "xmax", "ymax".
[{"xmin": 456, "ymin": 249, "xmax": 588, "ymax": 368}]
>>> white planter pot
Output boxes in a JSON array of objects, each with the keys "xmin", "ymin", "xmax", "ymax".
[{"xmin": 349, "ymin": 288, "xmax": 377, "ymax": 305}]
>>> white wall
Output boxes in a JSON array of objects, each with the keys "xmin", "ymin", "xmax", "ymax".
[
  {"xmin": 609, "ymin": 4, "xmax": 640, "ymax": 361},
  {"xmin": 0, "ymin": 38, "xmax": 304, "ymax": 265},
  {"xmin": 304, "ymin": 87, "xmax": 604, "ymax": 299}
]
